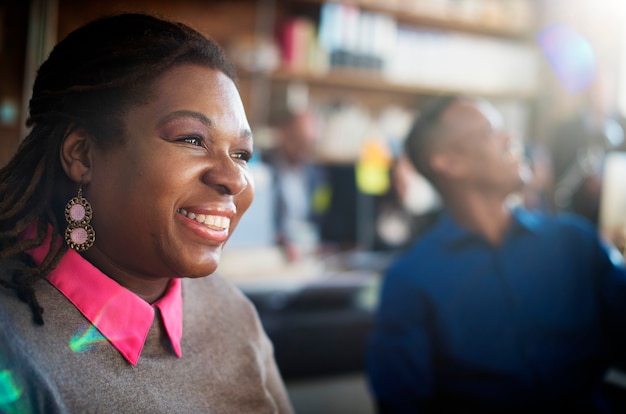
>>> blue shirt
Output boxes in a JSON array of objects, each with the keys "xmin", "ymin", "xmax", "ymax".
[{"xmin": 367, "ymin": 208, "xmax": 626, "ymax": 413}]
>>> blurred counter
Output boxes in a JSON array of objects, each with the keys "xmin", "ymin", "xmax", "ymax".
[{"xmin": 218, "ymin": 246, "xmax": 392, "ymax": 379}]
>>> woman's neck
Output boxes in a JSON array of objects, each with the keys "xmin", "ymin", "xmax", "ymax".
[{"xmin": 82, "ymin": 247, "xmax": 170, "ymax": 304}]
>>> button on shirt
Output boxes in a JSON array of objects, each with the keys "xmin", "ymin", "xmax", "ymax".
[{"xmin": 367, "ymin": 208, "xmax": 626, "ymax": 412}]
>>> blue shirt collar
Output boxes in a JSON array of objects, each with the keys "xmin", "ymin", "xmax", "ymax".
[{"xmin": 436, "ymin": 207, "xmax": 541, "ymax": 248}]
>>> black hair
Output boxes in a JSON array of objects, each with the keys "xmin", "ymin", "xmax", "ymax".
[
  {"xmin": 403, "ymin": 95, "xmax": 461, "ymax": 183},
  {"xmin": 0, "ymin": 12, "xmax": 237, "ymax": 325}
]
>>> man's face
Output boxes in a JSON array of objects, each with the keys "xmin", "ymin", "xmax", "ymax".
[
  {"xmin": 281, "ymin": 111, "xmax": 319, "ymax": 165},
  {"xmin": 436, "ymin": 99, "xmax": 525, "ymax": 195}
]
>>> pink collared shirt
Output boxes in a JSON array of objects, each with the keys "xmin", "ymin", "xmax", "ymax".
[{"xmin": 24, "ymin": 224, "xmax": 182, "ymax": 366}]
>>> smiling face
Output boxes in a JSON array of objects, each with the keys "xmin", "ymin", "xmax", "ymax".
[{"xmin": 83, "ymin": 65, "xmax": 254, "ymax": 287}]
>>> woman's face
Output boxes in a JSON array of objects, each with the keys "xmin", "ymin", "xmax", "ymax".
[{"xmin": 84, "ymin": 65, "xmax": 254, "ymax": 285}]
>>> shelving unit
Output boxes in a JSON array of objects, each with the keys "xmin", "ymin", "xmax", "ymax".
[
  {"xmin": 241, "ymin": 67, "xmax": 537, "ymax": 100},
  {"xmin": 291, "ymin": 0, "xmax": 533, "ymax": 39},
  {"xmin": 244, "ymin": 1, "xmax": 539, "ymax": 102},
  {"xmin": 239, "ymin": 0, "xmax": 539, "ymax": 160}
]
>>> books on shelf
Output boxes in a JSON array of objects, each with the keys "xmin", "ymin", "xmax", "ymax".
[{"xmin": 276, "ymin": 1, "xmax": 538, "ymax": 96}]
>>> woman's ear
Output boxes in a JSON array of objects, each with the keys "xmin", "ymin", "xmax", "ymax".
[{"xmin": 60, "ymin": 125, "xmax": 94, "ymax": 183}]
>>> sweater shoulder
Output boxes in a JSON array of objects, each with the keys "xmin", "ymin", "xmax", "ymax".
[
  {"xmin": 183, "ymin": 273, "xmax": 252, "ymax": 307},
  {"xmin": 182, "ymin": 274, "xmax": 261, "ymax": 329}
]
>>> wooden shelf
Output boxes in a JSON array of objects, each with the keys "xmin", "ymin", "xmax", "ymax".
[
  {"xmin": 289, "ymin": 0, "xmax": 534, "ymax": 39},
  {"xmin": 240, "ymin": 68, "xmax": 537, "ymax": 100}
]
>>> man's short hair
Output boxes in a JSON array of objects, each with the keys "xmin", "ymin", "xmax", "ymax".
[{"xmin": 404, "ymin": 95, "xmax": 461, "ymax": 182}]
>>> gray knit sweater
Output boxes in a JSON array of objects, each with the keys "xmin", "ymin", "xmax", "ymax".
[{"xmin": 0, "ymin": 266, "xmax": 293, "ymax": 413}]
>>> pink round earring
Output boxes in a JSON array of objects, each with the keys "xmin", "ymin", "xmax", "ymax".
[{"xmin": 64, "ymin": 185, "xmax": 95, "ymax": 251}]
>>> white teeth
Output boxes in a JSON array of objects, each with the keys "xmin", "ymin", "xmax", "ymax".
[{"xmin": 177, "ymin": 209, "xmax": 230, "ymax": 230}]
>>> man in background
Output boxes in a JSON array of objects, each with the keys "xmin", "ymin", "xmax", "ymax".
[
  {"xmin": 367, "ymin": 95, "xmax": 626, "ymax": 413},
  {"xmin": 263, "ymin": 108, "xmax": 328, "ymax": 262}
]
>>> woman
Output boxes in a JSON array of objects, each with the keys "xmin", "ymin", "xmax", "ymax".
[{"xmin": 0, "ymin": 13, "xmax": 293, "ymax": 413}]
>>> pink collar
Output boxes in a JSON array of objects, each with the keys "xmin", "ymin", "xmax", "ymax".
[{"xmin": 24, "ymin": 224, "xmax": 183, "ymax": 366}]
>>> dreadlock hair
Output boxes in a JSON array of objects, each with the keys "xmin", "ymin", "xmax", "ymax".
[
  {"xmin": 403, "ymin": 95, "xmax": 462, "ymax": 185},
  {"xmin": 0, "ymin": 12, "xmax": 237, "ymax": 325}
]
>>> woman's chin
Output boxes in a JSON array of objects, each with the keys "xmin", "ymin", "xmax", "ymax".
[
  {"xmin": 184, "ymin": 264, "xmax": 219, "ymax": 278},
  {"xmin": 168, "ymin": 257, "xmax": 220, "ymax": 279}
]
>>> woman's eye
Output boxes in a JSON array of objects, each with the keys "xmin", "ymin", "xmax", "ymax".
[
  {"xmin": 232, "ymin": 151, "xmax": 252, "ymax": 163},
  {"xmin": 179, "ymin": 136, "xmax": 203, "ymax": 146}
]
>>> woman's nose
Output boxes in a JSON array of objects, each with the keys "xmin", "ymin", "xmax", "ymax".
[{"xmin": 202, "ymin": 155, "xmax": 249, "ymax": 196}]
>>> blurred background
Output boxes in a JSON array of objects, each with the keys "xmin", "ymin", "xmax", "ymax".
[{"xmin": 3, "ymin": 0, "xmax": 626, "ymax": 412}]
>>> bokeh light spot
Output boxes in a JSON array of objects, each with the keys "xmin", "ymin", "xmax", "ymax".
[
  {"xmin": 537, "ymin": 23, "xmax": 596, "ymax": 93},
  {"xmin": 69, "ymin": 324, "xmax": 107, "ymax": 353},
  {"xmin": 0, "ymin": 370, "xmax": 23, "ymax": 406}
]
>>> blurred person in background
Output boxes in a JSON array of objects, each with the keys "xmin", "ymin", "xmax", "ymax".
[
  {"xmin": 548, "ymin": 72, "xmax": 624, "ymax": 225},
  {"xmin": 367, "ymin": 95, "xmax": 626, "ymax": 413},
  {"xmin": 263, "ymin": 108, "xmax": 328, "ymax": 262},
  {"xmin": 537, "ymin": 24, "xmax": 624, "ymax": 226}
]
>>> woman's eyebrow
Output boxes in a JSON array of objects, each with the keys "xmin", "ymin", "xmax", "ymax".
[
  {"xmin": 159, "ymin": 109, "xmax": 254, "ymax": 142},
  {"xmin": 157, "ymin": 110, "xmax": 212, "ymax": 128}
]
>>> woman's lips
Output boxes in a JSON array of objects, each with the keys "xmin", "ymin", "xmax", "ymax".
[
  {"xmin": 176, "ymin": 208, "xmax": 234, "ymax": 243},
  {"xmin": 177, "ymin": 208, "xmax": 231, "ymax": 231}
]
